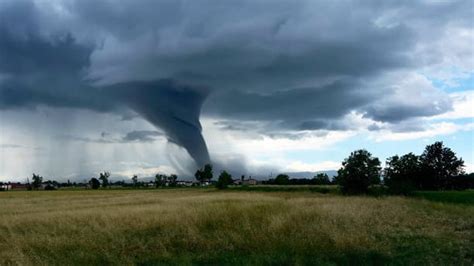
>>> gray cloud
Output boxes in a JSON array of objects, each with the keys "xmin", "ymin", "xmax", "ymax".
[
  {"xmin": 0, "ymin": 144, "xmax": 23, "ymax": 149},
  {"xmin": 59, "ymin": 130, "xmax": 164, "ymax": 144},
  {"xmin": 0, "ymin": 0, "xmax": 472, "ymax": 167},
  {"xmin": 122, "ymin": 130, "xmax": 163, "ymax": 142},
  {"xmin": 57, "ymin": 134, "xmax": 116, "ymax": 144}
]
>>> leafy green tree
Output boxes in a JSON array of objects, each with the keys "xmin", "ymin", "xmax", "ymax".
[
  {"xmin": 155, "ymin": 174, "xmax": 166, "ymax": 187},
  {"xmin": 168, "ymin": 174, "xmax": 178, "ymax": 187},
  {"xmin": 419, "ymin": 141, "xmax": 464, "ymax": 190},
  {"xmin": 274, "ymin": 174, "xmax": 290, "ymax": 185},
  {"xmin": 99, "ymin": 172, "xmax": 110, "ymax": 188},
  {"xmin": 337, "ymin": 149, "xmax": 381, "ymax": 194},
  {"xmin": 89, "ymin": 178, "xmax": 100, "ymax": 189},
  {"xmin": 155, "ymin": 174, "xmax": 178, "ymax": 187},
  {"xmin": 195, "ymin": 164, "xmax": 213, "ymax": 183},
  {"xmin": 216, "ymin": 171, "xmax": 233, "ymax": 189},
  {"xmin": 384, "ymin": 153, "xmax": 420, "ymax": 194},
  {"xmin": 313, "ymin": 173, "xmax": 330, "ymax": 185},
  {"xmin": 32, "ymin": 173, "xmax": 43, "ymax": 189},
  {"xmin": 132, "ymin": 175, "xmax": 138, "ymax": 187}
]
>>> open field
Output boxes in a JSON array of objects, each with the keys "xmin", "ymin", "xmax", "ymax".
[
  {"xmin": 414, "ymin": 190, "xmax": 474, "ymax": 205},
  {"xmin": 0, "ymin": 189, "xmax": 473, "ymax": 265}
]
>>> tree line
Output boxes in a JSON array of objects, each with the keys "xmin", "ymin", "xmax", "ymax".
[
  {"xmin": 335, "ymin": 141, "xmax": 469, "ymax": 194},
  {"xmin": 248, "ymin": 141, "xmax": 471, "ymax": 195},
  {"xmin": 2, "ymin": 141, "xmax": 471, "ymax": 194}
]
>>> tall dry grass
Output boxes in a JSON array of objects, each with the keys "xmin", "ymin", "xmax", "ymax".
[{"xmin": 0, "ymin": 189, "xmax": 472, "ymax": 265}]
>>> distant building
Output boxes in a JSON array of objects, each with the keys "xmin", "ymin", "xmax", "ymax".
[
  {"xmin": 233, "ymin": 176, "xmax": 258, "ymax": 186},
  {"xmin": 1, "ymin": 182, "xmax": 29, "ymax": 190},
  {"xmin": 0, "ymin": 184, "xmax": 11, "ymax": 191},
  {"xmin": 200, "ymin": 181, "xmax": 212, "ymax": 186},
  {"xmin": 177, "ymin": 180, "xmax": 194, "ymax": 187},
  {"xmin": 242, "ymin": 178, "xmax": 258, "ymax": 185}
]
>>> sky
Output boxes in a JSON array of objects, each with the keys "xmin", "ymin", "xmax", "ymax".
[{"xmin": 0, "ymin": 0, "xmax": 473, "ymax": 182}]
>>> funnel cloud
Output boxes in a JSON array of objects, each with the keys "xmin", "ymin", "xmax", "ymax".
[
  {"xmin": 0, "ymin": 0, "xmax": 473, "ymax": 179},
  {"xmin": 110, "ymin": 80, "xmax": 211, "ymax": 168}
]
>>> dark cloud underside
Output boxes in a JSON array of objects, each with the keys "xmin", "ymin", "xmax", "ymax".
[{"xmin": 0, "ymin": 0, "xmax": 472, "ymax": 166}]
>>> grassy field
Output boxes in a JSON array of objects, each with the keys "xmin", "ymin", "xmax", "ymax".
[
  {"xmin": 414, "ymin": 190, "xmax": 474, "ymax": 204},
  {"xmin": 0, "ymin": 189, "xmax": 473, "ymax": 265}
]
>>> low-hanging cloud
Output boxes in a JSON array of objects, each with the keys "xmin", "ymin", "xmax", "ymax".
[{"xmin": 0, "ymin": 0, "xmax": 472, "ymax": 169}]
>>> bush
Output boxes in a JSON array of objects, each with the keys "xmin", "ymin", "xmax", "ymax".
[
  {"xmin": 274, "ymin": 174, "xmax": 290, "ymax": 185},
  {"xmin": 89, "ymin": 178, "xmax": 100, "ymax": 189},
  {"xmin": 44, "ymin": 184, "xmax": 57, "ymax": 191},
  {"xmin": 447, "ymin": 173, "xmax": 474, "ymax": 190},
  {"xmin": 368, "ymin": 185, "xmax": 388, "ymax": 197}
]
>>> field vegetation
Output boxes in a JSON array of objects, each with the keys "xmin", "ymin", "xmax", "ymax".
[{"xmin": 0, "ymin": 188, "xmax": 473, "ymax": 265}]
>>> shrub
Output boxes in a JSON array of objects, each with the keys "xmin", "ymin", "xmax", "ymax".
[
  {"xmin": 274, "ymin": 174, "xmax": 290, "ymax": 185},
  {"xmin": 89, "ymin": 178, "xmax": 100, "ymax": 189},
  {"xmin": 368, "ymin": 185, "xmax": 388, "ymax": 197}
]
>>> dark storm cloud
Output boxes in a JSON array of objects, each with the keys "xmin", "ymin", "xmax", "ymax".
[
  {"xmin": 58, "ymin": 134, "xmax": 116, "ymax": 144},
  {"xmin": 113, "ymin": 80, "xmax": 211, "ymax": 167},
  {"xmin": 0, "ymin": 0, "xmax": 472, "ymax": 163},
  {"xmin": 59, "ymin": 130, "xmax": 163, "ymax": 143},
  {"xmin": 364, "ymin": 104, "xmax": 451, "ymax": 123},
  {"xmin": 204, "ymin": 80, "xmax": 374, "ymax": 130},
  {"xmin": 0, "ymin": 1, "xmax": 101, "ymax": 111},
  {"xmin": 122, "ymin": 130, "xmax": 163, "ymax": 142},
  {"xmin": 0, "ymin": 1, "xmax": 210, "ymax": 167}
]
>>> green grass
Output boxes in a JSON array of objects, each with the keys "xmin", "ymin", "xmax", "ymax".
[
  {"xmin": 229, "ymin": 184, "xmax": 339, "ymax": 194},
  {"xmin": 0, "ymin": 189, "xmax": 473, "ymax": 265},
  {"xmin": 414, "ymin": 190, "xmax": 474, "ymax": 204}
]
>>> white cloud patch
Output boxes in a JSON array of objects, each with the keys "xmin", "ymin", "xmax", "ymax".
[
  {"xmin": 283, "ymin": 161, "xmax": 341, "ymax": 173},
  {"xmin": 371, "ymin": 122, "xmax": 474, "ymax": 142},
  {"xmin": 431, "ymin": 90, "xmax": 474, "ymax": 120}
]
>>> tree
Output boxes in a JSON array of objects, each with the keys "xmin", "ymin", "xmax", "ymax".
[
  {"xmin": 419, "ymin": 141, "xmax": 464, "ymax": 190},
  {"xmin": 132, "ymin": 175, "xmax": 138, "ymax": 187},
  {"xmin": 155, "ymin": 174, "xmax": 166, "ymax": 187},
  {"xmin": 448, "ymin": 173, "xmax": 474, "ymax": 190},
  {"xmin": 274, "ymin": 174, "xmax": 290, "ymax": 185},
  {"xmin": 216, "ymin": 171, "xmax": 233, "ymax": 189},
  {"xmin": 32, "ymin": 173, "xmax": 43, "ymax": 189},
  {"xmin": 337, "ymin": 149, "xmax": 381, "ymax": 194},
  {"xmin": 155, "ymin": 174, "xmax": 178, "ymax": 187},
  {"xmin": 99, "ymin": 172, "xmax": 110, "ymax": 188},
  {"xmin": 168, "ymin": 174, "xmax": 178, "ymax": 187},
  {"xmin": 89, "ymin": 178, "xmax": 100, "ymax": 189},
  {"xmin": 384, "ymin": 153, "xmax": 420, "ymax": 195},
  {"xmin": 26, "ymin": 177, "xmax": 32, "ymax": 190},
  {"xmin": 43, "ymin": 180, "xmax": 57, "ymax": 190},
  {"xmin": 195, "ymin": 164, "xmax": 213, "ymax": 184},
  {"xmin": 313, "ymin": 173, "xmax": 330, "ymax": 185}
]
